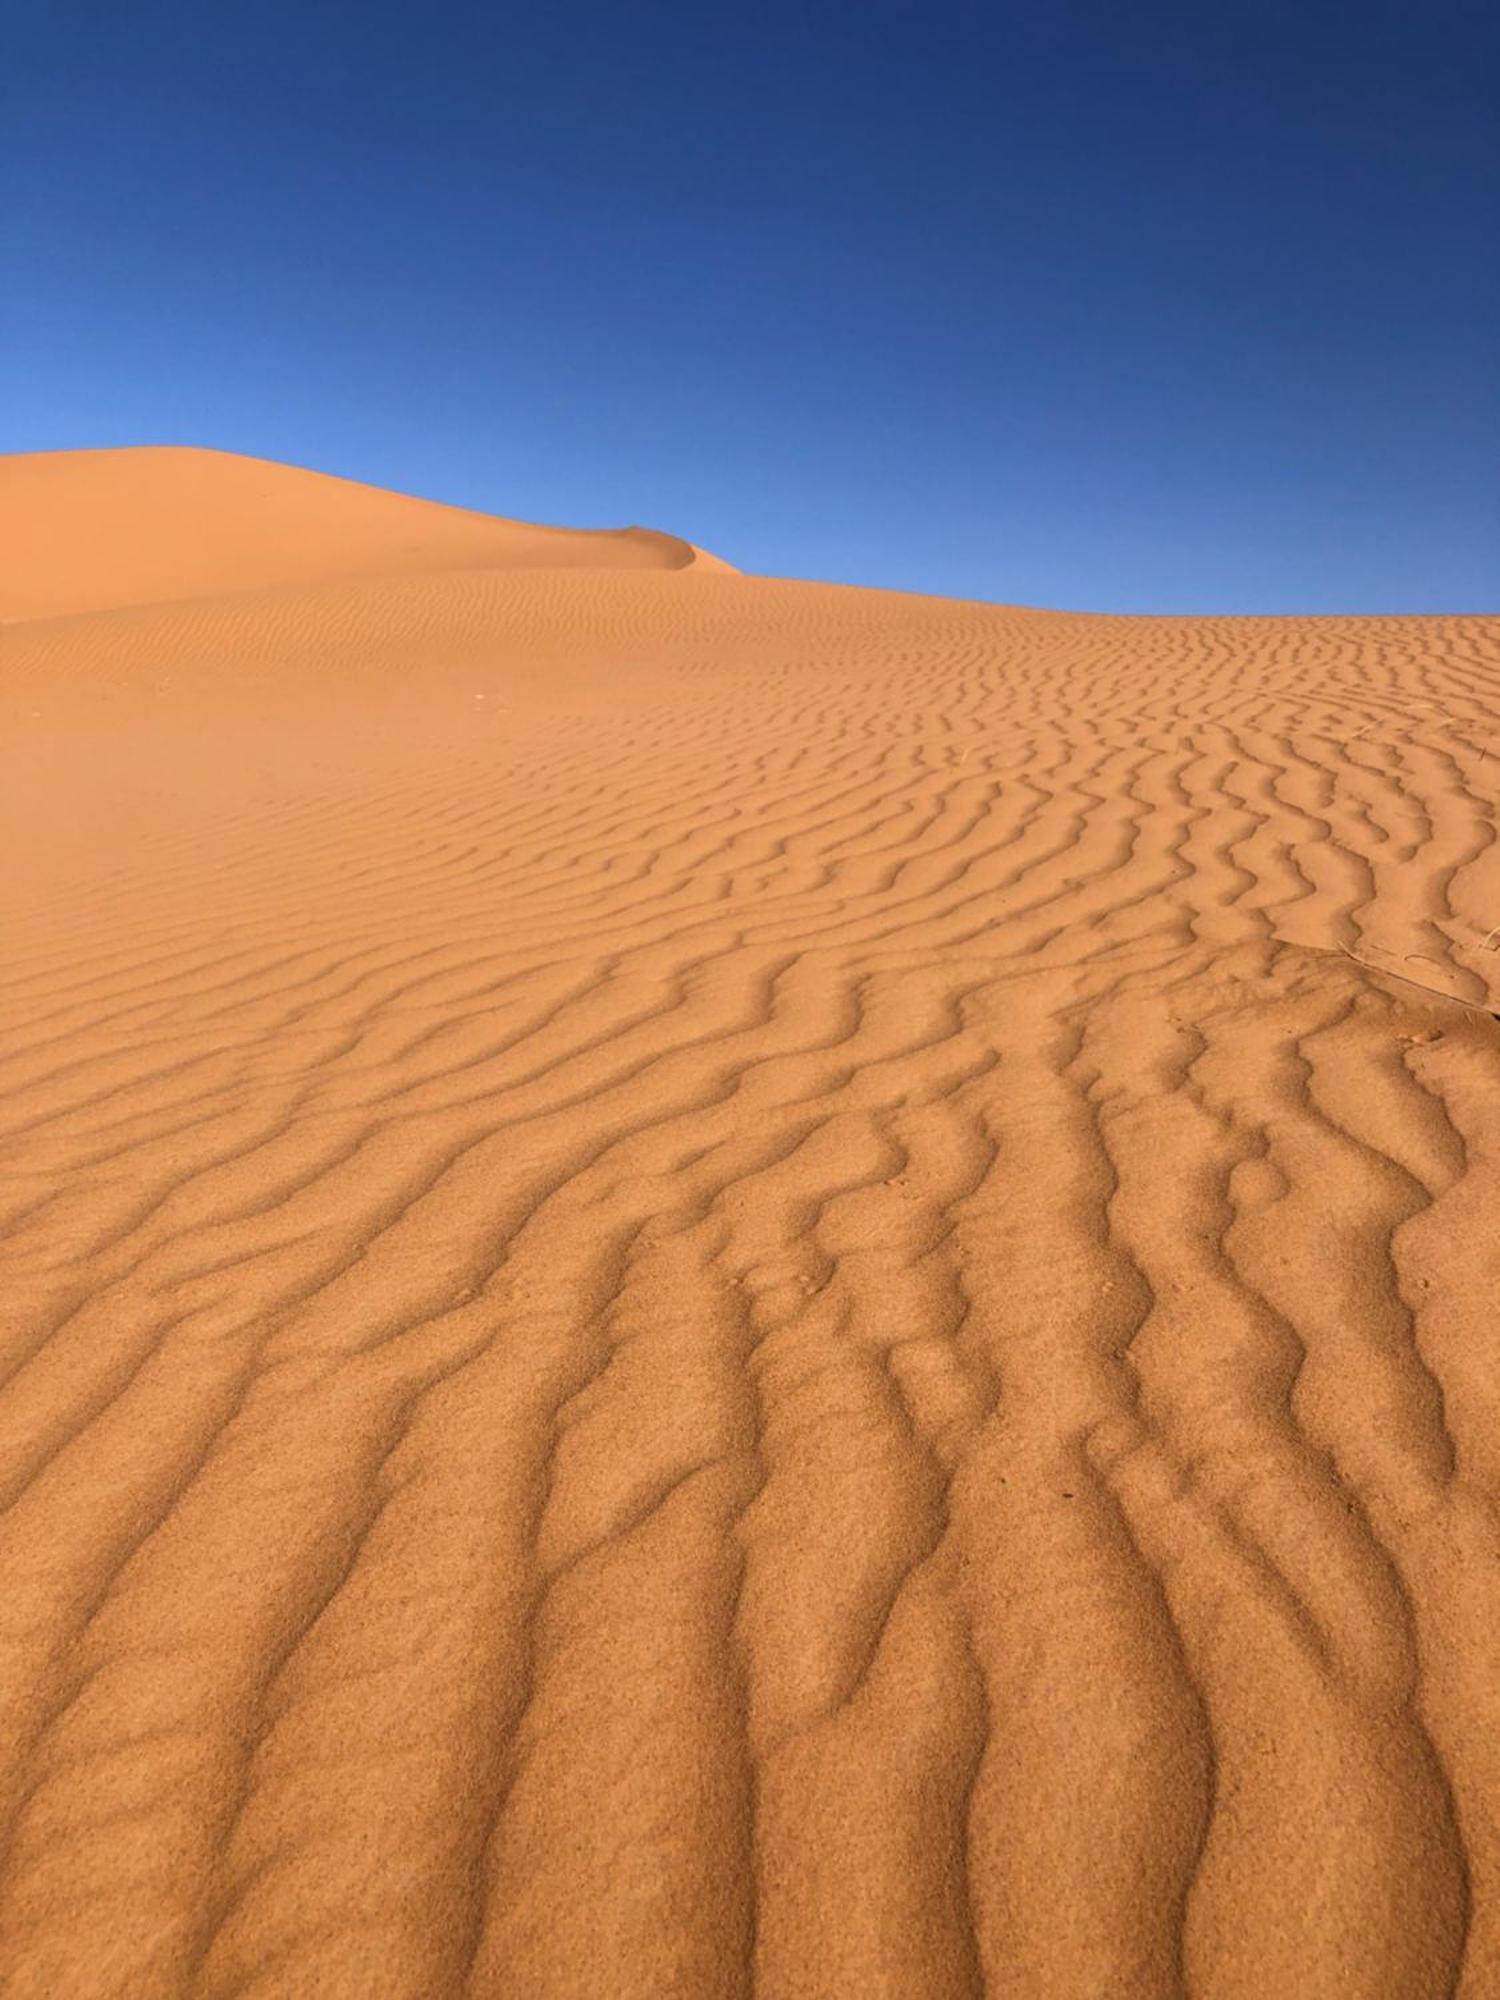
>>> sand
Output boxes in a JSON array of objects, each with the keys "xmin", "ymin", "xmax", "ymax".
[
  {"xmin": 2, "ymin": 446, "xmax": 1499, "ymax": 1999},
  {"xmin": 0, "ymin": 448, "xmax": 732, "ymax": 624}
]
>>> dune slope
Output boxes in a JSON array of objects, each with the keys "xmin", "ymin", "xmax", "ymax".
[
  {"xmin": 0, "ymin": 447, "xmax": 731, "ymax": 622},
  {"xmin": 3, "ymin": 451, "xmax": 1500, "ymax": 1998}
]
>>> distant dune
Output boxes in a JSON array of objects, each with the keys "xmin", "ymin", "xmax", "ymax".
[
  {"xmin": 0, "ymin": 446, "xmax": 733, "ymax": 621},
  {"xmin": 3, "ymin": 447, "xmax": 1499, "ymax": 1998}
]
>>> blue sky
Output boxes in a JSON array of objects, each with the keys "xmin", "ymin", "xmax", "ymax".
[{"xmin": 6, "ymin": 0, "xmax": 1497, "ymax": 611}]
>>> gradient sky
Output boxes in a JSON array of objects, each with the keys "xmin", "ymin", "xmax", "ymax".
[{"xmin": 6, "ymin": 0, "xmax": 1498, "ymax": 611}]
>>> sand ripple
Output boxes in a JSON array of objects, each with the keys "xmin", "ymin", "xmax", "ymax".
[{"xmin": 3, "ymin": 457, "xmax": 1499, "ymax": 1995}]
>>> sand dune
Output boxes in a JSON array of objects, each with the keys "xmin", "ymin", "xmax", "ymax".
[
  {"xmin": 3, "ymin": 448, "xmax": 1499, "ymax": 1998},
  {"xmin": 0, "ymin": 447, "xmax": 731, "ymax": 622}
]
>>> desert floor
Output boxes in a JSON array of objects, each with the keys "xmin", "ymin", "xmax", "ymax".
[{"xmin": 3, "ymin": 448, "xmax": 1500, "ymax": 1998}]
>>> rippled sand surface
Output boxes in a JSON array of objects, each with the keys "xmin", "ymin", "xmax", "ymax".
[{"xmin": 4, "ymin": 448, "xmax": 1499, "ymax": 1997}]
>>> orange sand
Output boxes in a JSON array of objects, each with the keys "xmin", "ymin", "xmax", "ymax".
[{"xmin": 3, "ymin": 446, "xmax": 1499, "ymax": 1998}]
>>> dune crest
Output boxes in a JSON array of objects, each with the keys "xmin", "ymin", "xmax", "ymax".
[
  {"xmin": 3, "ymin": 451, "xmax": 1499, "ymax": 1997},
  {"xmin": 0, "ymin": 446, "xmax": 733, "ymax": 622}
]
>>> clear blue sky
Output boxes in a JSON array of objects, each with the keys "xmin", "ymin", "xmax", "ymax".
[{"xmin": 6, "ymin": 0, "xmax": 1497, "ymax": 611}]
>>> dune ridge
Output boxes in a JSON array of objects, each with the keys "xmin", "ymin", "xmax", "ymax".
[
  {"xmin": 0, "ymin": 447, "xmax": 732, "ymax": 623},
  {"xmin": 3, "ymin": 450, "xmax": 1500, "ymax": 1997}
]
